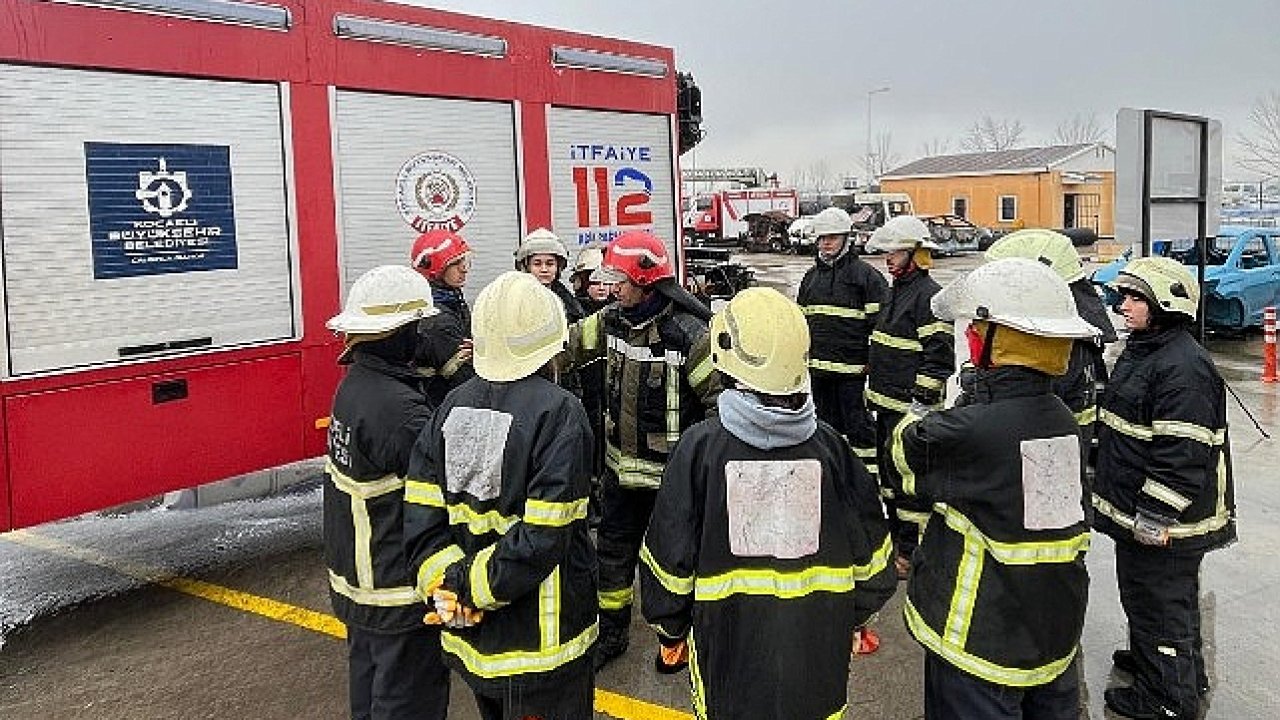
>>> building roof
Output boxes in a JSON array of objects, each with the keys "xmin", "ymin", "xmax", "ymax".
[{"xmin": 883, "ymin": 143, "xmax": 1111, "ymax": 179}]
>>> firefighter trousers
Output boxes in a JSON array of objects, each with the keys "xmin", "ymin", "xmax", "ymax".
[
  {"xmin": 597, "ymin": 472, "xmax": 658, "ymax": 638},
  {"xmin": 347, "ymin": 624, "xmax": 449, "ymax": 720},
  {"xmin": 811, "ymin": 372, "xmax": 877, "ymax": 472},
  {"xmin": 472, "ymin": 657, "xmax": 595, "ymax": 720},
  {"xmin": 925, "ymin": 652, "xmax": 1081, "ymax": 720},
  {"xmin": 875, "ymin": 408, "xmax": 929, "ymax": 560},
  {"xmin": 1115, "ymin": 541, "xmax": 1207, "ymax": 719}
]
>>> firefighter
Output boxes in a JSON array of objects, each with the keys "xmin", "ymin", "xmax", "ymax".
[
  {"xmin": 411, "ymin": 228, "xmax": 476, "ymax": 406},
  {"xmin": 895, "ymin": 257, "xmax": 1099, "ymax": 719},
  {"xmin": 403, "ymin": 271, "xmax": 597, "ymax": 720},
  {"xmin": 796, "ymin": 206, "xmax": 888, "ymax": 478},
  {"xmin": 565, "ymin": 230, "xmax": 721, "ymax": 671},
  {"xmin": 864, "ymin": 214, "xmax": 954, "ymax": 577},
  {"xmin": 570, "ymin": 243, "xmax": 613, "ymax": 313},
  {"xmin": 322, "ymin": 265, "xmax": 449, "ymax": 720},
  {"xmin": 639, "ymin": 287, "xmax": 896, "ymax": 720},
  {"xmin": 982, "ymin": 229, "xmax": 1118, "ymax": 479},
  {"xmin": 1094, "ymin": 256, "xmax": 1236, "ymax": 720},
  {"xmin": 515, "ymin": 227, "xmax": 586, "ymax": 325}
]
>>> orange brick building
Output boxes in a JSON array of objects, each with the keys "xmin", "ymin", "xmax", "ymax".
[{"xmin": 880, "ymin": 143, "xmax": 1115, "ymax": 237}]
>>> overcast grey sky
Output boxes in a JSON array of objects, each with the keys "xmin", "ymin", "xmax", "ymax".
[{"xmin": 410, "ymin": 1, "xmax": 1279, "ymax": 183}]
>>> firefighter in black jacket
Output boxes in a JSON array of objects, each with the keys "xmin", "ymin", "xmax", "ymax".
[
  {"xmin": 323, "ymin": 265, "xmax": 449, "ymax": 720},
  {"xmin": 516, "ymin": 227, "xmax": 586, "ymax": 324},
  {"xmin": 983, "ymin": 229, "xmax": 1118, "ymax": 478},
  {"xmin": 1095, "ymin": 256, "xmax": 1236, "ymax": 720},
  {"xmin": 640, "ymin": 287, "xmax": 895, "ymax": 720},
  {"xmin": 403, "ymin": 271, "xmax": 597, "ymax": 720},
  {"xmin": 411, "ymin": 228, "xmax": 476, "ymax": 406},
  {"xmin": 865, "ymin": 214, "xmax": 955, "ymax": 576},
  {"xmin": 796, "ymin": 206, "xmax": 888, "ymax": 478},
  {"xmin": 895, "ymin": 257, "xmax": 1100, "ymax": 719},
  {"xmin": 565, "ymin": 230, "xmax": 721, "ymax": 670}
]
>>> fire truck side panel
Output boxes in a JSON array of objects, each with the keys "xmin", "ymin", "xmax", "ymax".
[{"xmin": 5, "ymin": 355, "xmax": 304, "ymax": 528}]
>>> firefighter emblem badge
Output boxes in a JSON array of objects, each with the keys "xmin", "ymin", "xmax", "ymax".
[
  {"xmin": 135, "ymin": 157, "xmax": 192, "ymax": 218},
  {"xmin": 395, "ymin": 151, "xmax": 477, "ymax": 233}
]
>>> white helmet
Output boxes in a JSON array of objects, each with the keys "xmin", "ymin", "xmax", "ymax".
[
  {"xmin": 931, "ymin": 257, "xmax": 1098, "ymax": 338},
  {"xmin": 327, "ymin": 265, "xmax": 438, "ymax": 335},
  {"xmin": 866, "ymin": 215, "xmax": 939, "ymax": 253},
  {"xmin": 514, "ymin": 227, "xmax": 568, "ymax": 265},
  {"xmin": 573, "ymin": 245, "xmax": 605, "ymax": 276},
  {"xmin": 471, "ymin": 271, "xmax": 568, "ymax": 382},
  {"xmin": 810, "ymin": 207, "xmax": 853, "ymax": 237},
  {"xmin": 984, "ymin": 229, "xmax": 1085, "ymax": 283}
]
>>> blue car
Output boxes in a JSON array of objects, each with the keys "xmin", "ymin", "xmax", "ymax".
[{"xmin": 1090, "ymin": 226, "xmax": 1280, "ymax": 330}]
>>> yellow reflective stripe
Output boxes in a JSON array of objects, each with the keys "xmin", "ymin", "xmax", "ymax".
[
  {"xmin": 599, "ymin": 586, "xmax": 634, "ymax": 610},
  {"xmin": 914, "ymin": 374, "xmax": 945, "ymax": 391},
  {"xmin": 469, "ymin": 544, "xmax": 504, "ymax": 610},
  {"xmin": 694, "ymin": 565, "xmax": 861, "ymax": 602},
  {"xmin": 865, "ymin": 302, "xmax": 881, "ymax": 314},
  {"xmin": 1152, "ymin": 419, "xmax": 1224, "ymax": 446},
  {"xmin": 523, "ymin": 498, "xmax": 588, "ymax": 527},
  {"xmin": 944, "ymin": 533, "xmax": 984, "ymax": 646},
  {"xmin": 666, "ymin": 361, "xmax": 681, "ymax": 443},
  {"xmin": 897, "ymin": 508, "xmax": 932, "ymax": 526},
  {"xmin": 802, "ymin": 304, "xmax": 868, "ymax": 320},
  {"xmin": 440, "ymin": 348, "xmax": 469, "ymax": 378},
  {"xmin": 448, "ymin": 504, "xmax": 518, "ymax": 535},
  {"xmin": 639, "ymin": 542, "xmax": 695, "ymax": 595},
  {"xmin": 403, "ymin": 479, "xmax": 445, "ymax": 507},
  {"xmin": 892, "ymin": 411, "xmax": 926, "ymax": 496},
  {"xmin": 1099, "ymin": 409, "xmax": 1153, "ymax": 441},
  {"xmin": 441, "ymin": 621, "xmax": 597, "ymax": 679},
  {"xmin": 824, "ymin": 706, "xmax": 847, "ymax": 720},
  {"xmin": 327, "ymin": 570, "xmax": 419, "ymax": 607},
  {"xmin": 605, "ymin": 441, "xmax": 665, "ymax": 489},
  {"xmin": 688, "ymin": 632, "xmax": 709, "ymax": 720},
  {"xmin": 539, "ymin": 567, "xmax": 560, "ymax": 649},
  {"xmin": 416, "ymin": 544, "xmax": 464, "ymax": 598},
  {"xmin": 855, "ymin": 533, "xmax": 894, "ymax": 581},
  {"xmin": 1141, "ymin": 479, "xmax": 1193, "ymax": 512},
  {"xmin": 808, "ymin": 358, "xmax": 866, "ymax": 374},
  {"xmin": 326, "ymin": 462, "xmax": 405, "ymax": 500},
  {"xmin": 351, "ymin": 492, "xmax": 375, "ymax": 588},
  {"xmin": 1074, "ymin": 406, "xmax": 1097, "ymax": 425},
  {"xmin": 866, "ymin": 388, "xmax": 911, "ymax": 413},
  {"xmin": 939, "ymin": 504, "xmax": 1090, "ymax": 564},
  {"xmin": 905, "ymin": 600, "xmax": 1077, "ymax": 687},
  {"xmin": 918, "ymin": 321, "xmax": 955, "ymax": 337},
  {"xmin": 852, "ymin": 445, "xmax": 878, "ymax": 459},
  {"xmin": 581, "ymin": 312, "xmax": 602, "ymax": 351},
  {"xmin": 688, "ymin": 354, "xmax": 714, "ymax": 388},
  {"xmin": 871, "ymin": 330, "xmax": 922, "ymax": 351}
]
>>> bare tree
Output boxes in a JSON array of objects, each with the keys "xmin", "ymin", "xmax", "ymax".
[
  {"xmin": 807, "ymin": 159, "xmax": 837, "ymax": 192},
  {"xmin": 919, "ymin": 137, "xmax": 952, "ymax": 158},
  {"xmin": 1238, "ymin": 91, "xmax": 1280, "ymax": 179},
  {"xmin": 860, "ymin": 132, "xmax": 902, "ymax": 180},
  {"xmin": 960, "ymin": 116, "xmax": 1025, "ymax": 152},
  {"xmin": 1052, "ymin": 113, "xmax": 1109, "ymax": 145}
]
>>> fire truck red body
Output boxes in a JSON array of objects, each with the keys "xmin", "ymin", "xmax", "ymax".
[
  {"xmin": 0, "ymin": 0, "xmax": 683, "ymax": 530},
  {"xmin": 684, "ymin": 188, "xmax": 799, "ymax": 242}
]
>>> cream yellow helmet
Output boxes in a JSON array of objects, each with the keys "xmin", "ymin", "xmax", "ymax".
[
  {"xmin": 710, "ymin": 287, "xmax": 810, "ymax": 395},
  {"xmin": 984, "ymin": 228, "xmax": 1085, "ymax": 284},
  {"xmin": 1110, "ymin": 256, "xmax": 1200, "ymax": 320},
  {"xmin": 471, "ymin": 272, "xmax": 568, "ymax": 382}
]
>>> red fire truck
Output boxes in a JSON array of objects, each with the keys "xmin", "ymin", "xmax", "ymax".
[
  {"xmin": 0, "ymin": 0, "xmax": 691, "ymax": 530},
  {"xmin": 683, "ymin": 188, "xmax": 799, "ymax": 244}
]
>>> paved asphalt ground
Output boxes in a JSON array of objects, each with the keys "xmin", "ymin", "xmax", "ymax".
[{"xmin": 1, "ymin": 250, "xmax": 1277, "ymax": 719}]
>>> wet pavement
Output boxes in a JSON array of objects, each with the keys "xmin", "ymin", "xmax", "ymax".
[{"xmin": 1, "ymin": 249, "xmax": 1277, "ymax": 719}]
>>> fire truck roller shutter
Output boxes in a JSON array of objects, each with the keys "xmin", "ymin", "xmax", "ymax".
[
  {"xmin": 0, "ymin": 65, "xmax": 296, "ymax": 376},
  {"xmin": 332, "ymin": 91, "xmax": 521, "ymax": 300},
  {"xmin": 547, "ymin": 107, "xmax": 679, "ymax": 272}
]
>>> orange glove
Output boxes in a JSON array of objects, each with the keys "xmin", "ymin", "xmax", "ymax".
[
  {"xmin": 852, "ymin": 627, "xmax": 880, "ymax": 656},
  {"xmin": 655, "ymin": 639, "xmax": 689, "ymax": 674}
]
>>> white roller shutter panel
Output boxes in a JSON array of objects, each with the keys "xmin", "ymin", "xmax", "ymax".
[
  {"xmin": 0, "ymin": 65, "xmax": 295, "ymax": 376},
  {"xmin": 332, "ymin": 91, "xmax": 520, "ymax": 301},
  {"xmin": 547, "ymin": 108, "xmax": 678, "ymax": 264}
]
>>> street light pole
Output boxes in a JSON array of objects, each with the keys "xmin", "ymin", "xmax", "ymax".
[{"xmin": 866, "ymin": 86, "xmax": 891, "ymax": 183}]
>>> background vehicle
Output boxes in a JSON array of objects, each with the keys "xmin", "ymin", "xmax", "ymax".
[
  {"xmin": 921, "ymin": 214, "xmax": 991, "ymax": 255},
  {"xmin": 684, "ymin": 188, "xmax": 799, "ymax": 244},
  {"xmin": 682, "ymin": 246, "xmax": 755, "ymax": 302},
  {"xmin": 847, "ymin": 192, "xmax": 915, "ymax": 252}
]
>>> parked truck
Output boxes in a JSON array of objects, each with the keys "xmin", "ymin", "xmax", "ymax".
[
  {"xmin": 0, "ymin": 0, "xmax": 691, "ymax": 530},
  {"xmin": 683, "ymin": 188, "xmax": 800, "ymax": 245}
]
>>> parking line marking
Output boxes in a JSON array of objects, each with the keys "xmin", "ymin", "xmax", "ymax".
[{"xmin": 3, "ymin": 529, "xmax": 694, "ymax": 720}]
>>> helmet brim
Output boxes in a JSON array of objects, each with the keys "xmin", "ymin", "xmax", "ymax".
[
  {"xmin": 591, "ymin": 265, "xmax": 629, "ymax": 284},
  {"xmin": 325, "ymin": 306, "xmax": 438, "ymax": 335}
]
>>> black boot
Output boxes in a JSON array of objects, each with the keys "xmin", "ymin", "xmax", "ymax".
[
  {"xmin": 1104, "ymin": 687, "xmax": 1181, "ymax": 720},
  {"xmin": 593, "ymin": 620, "xmax": 629, "ymax": 672},
  {"xmin": 1112, "ymin": 649, "xmax": 1209, "ymax": 695}
]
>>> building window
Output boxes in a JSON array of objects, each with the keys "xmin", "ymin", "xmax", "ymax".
[
  {"xmin": 998, "ymin": 195, "xmax": 1018, "ymax": 223},
  {"xmin": 952, "ymin": 197, "xmax": 968, "ymax": 219}
]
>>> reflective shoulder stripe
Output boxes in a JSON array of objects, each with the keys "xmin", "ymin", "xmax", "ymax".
[
  {"xmin": 808, "ymin": 358, "xmax": 867, "ymax": 375},
  {"xmin": 404, "ymin": 479, "xmax": 446, "ymax": 507},
  {"xmin": 914, "ymin": 374, "xmax": 946, "ymax": 391},
  {"xmin": 326, "ymin": 461, "xmax": 405, "ymax": 500},
  {"xmin": 1151, "ymin": 419, "xmax": 1224, "ymax": 446},
  {"xmin": 1099, "ymin": 409, "xmax": 1153, "ymax": 441},
  {"xmin": 523, "ymin": 498, "xmax": 589, "ymax": 527},
  {"xmin": 416, "ymin": 544, "xmax": 465, "ymax": 599},
  {"xmin": 639, "ymin": 541, "xmax": 695, "ymax": 595},
  {"xmin": 853, "ymin": 534, "xmax": 894, "ymax": 581},
  {"xmin": 598, "ymin": 586, "xmax": 634, "ymax": 611},
  {"xmin": 1074, "ymin": 406, "xmax": 1097, "ymax": 426},
  {"xmin": 1140, "ymin": 479, "xmax": 1193, "ymax": 513},
  {"xmin": 448, "ymin": 504, "xmax": 519, "ymax": 536},
  {"xmin": 891, "ymin": 411, "xmax": 926, "ymax": 496},
  {"xmin": 904, "ymin": 600, "xmax": 1078, "ymax": 687},
  {"xmin": 866, "ymin": 388, "xmax": 911, "ymax": 414},
  {"xmin": 469, "ymin": 544, "xmax": 508, "ymax": 610},
  {"xmin": 939, "ymin": 505, "xmax": 1090, "ymax": 564},
  {"xmin": 918, "ymin": 321, "xmax": 955, "ymax": 337},
  {"xmin": 802, "ymin": 304, "xmax": 868, "ymax": 320},
  {"xmin": 441, "ymin": 621, "xmax": 597, "ymax": 679},
  {"xmin": 688, "ymin": 353, "xmax": 715, "ymax": 388},
  {"xmin": 694, "ymin": 565, "xmax": 859, "ymax": 602},
  {"xmin": 580, "ymin": 312, "xmax": 602, "ymax": 351},
  {"xmin": 327, "ymin": 570, "xmax": 419, "ymax": 608},
  {"xmin": 871, "ymin": 330, "xmax": 923, "ymax": 352}
]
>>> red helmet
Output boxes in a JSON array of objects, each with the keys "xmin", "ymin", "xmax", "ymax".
[
  {"xmin": 594, "ymin": 231, "xmax": 674, "ymax": 286},
  {"xmin": 411, "ymin": 230, "xmax": 471, "ymax": 282}
]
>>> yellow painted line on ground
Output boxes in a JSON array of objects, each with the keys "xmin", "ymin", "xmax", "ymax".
[{"xmin": 3, "ymin": 529, "xmax": 694, "ymax": 720}]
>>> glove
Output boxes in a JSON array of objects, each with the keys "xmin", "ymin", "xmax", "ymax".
[
  {"xmin": 852, "ymin": 627, "xmax": 881, "ymax": 656},
  {"xmin": 912, "ymin": 386, "xmax": 942, "ymax": 407},
  {"xmin": 1133, "ymin": 509, "xmax": 1174, "ymax": 547},
  {"xmin": 423, "ymin": 580, "xmax": 484, "ymax": 629},
  {"xmin": 654, "ymin": 638, "xmax": 689, "ymax": 674}
]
